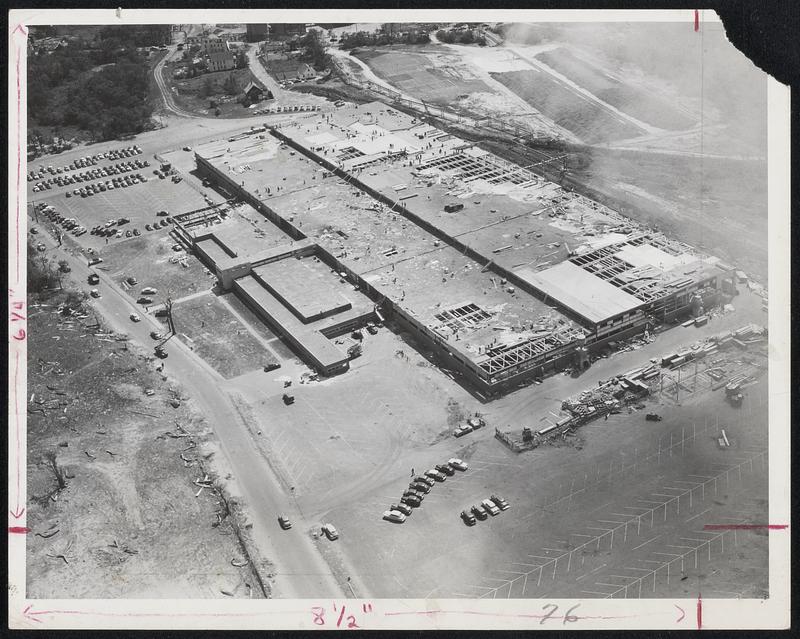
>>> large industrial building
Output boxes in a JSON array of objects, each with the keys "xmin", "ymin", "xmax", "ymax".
[{"xmin": 185, "ymin": 102, "xmax": 732, "ymax": 396}]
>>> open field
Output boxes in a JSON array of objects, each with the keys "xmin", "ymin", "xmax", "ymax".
[
  {"xmin": 99, "ymin": 234, "xmax": 214, "ymax": 300},
  {"xmin": 26, "ymin": 283, "xmax": 260, "ymax": 598},
  {"xmin": 354, "ymin": 47, "xmax": 491, "ymax": 106},
  {"xmin": 491, "ymin": 69, "xmax": 646, "ymax": 143},
  {"xmin": 536, "ymin": 48, "xmax": 696, "ymax": 131},
  {"xmin": 172, "ymin": 292, "xmax": 280, "ymax": 379}
]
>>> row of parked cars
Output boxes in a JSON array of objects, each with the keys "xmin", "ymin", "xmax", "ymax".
[
  {"xmin": 383, "ymin": 458, "xmax": 469, "ymax": 523},
  {"xmin": 460, "ymin": 495, "xmax": 510, "ymax": 526},
  {"xmin": 29, "ymin": 148, "xmax": 146, "ymax": 192},
  {"xmin": 65, "ymin": 171, "xmax": 149, "ymax": 198},
  {"xmin": 28, "ymin": 145, "xmax": 141, "ymax": 180},
  {"xmin": 37, "ymin": 203, "xmax": 89, "ymax": 237}
]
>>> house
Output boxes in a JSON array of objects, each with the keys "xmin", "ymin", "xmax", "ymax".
[
  {"xmin": 242, "ymin": 81, "xmax": 269, "ymax": 103},
  {"xmin": 203, "ymin": 35, "xmax": 229, "ymax": 55},
  {"xmin": 207, "ymin": 51, "xmax": 236, "ymax": 73}
]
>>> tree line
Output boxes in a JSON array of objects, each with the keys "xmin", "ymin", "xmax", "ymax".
[{"xmin": 28, "ymin": 26, "xmax": 161, "ymax": 142}]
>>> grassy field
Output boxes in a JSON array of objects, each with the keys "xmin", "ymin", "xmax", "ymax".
[
  {"xmin": 172, "ymin": 293, "xmax": 280, "ymax": 379},
  {"xmin": 536, "ymin": 48, "xmax": 696, "ymax": 131},
  {"xmin": 491, "ymin": 69, "xmax": 646, "ymax": 143},
  {"xmin": 26, "ymin": 284, "xmax": 261, "ymax": 598},
  {"xmin": 99, "ymin": 235, "xmax": 214, "ymax": 300},
  {"xmin": 354, "ymin": 47, "xmax": 490, "ymax": 105}
]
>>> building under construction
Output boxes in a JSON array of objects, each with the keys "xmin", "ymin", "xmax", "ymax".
[{"xmin": 187, "ymin": 102, "xmax": 732, "ymax": 396}]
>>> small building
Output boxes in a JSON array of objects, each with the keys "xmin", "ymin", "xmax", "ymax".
[
  {"xmin": 242, "ymin": 81, "xmax": 268, "ymax": 103},
  {"xmin": 207, "ymin": 51, "xmax": 236, "ymax": 73}
]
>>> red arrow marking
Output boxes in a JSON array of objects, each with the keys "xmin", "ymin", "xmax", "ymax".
[
  {"xmin": 8, "ymin": 526, "xmax": 30, "ymax": 534},
  {"xmin": 13, "ymin": 23, "xmax": 28, "ymax": 36},
  {"xmin": 674, "ymin": 604, "xmax": 685, "ymax": 623},
  {"xmin": 696, "ymin": 593, "xmax": 702, "ymax": 630}
]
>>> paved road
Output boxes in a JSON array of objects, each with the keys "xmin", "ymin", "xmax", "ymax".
[{"xmin": 32, "ymin": 225, "xmax": 343, "ymax": 599}]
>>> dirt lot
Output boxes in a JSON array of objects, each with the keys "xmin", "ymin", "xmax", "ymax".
[
  {"xmin": 491, "ymin": 69, "xmax": 646, "ymax": 143},
  {"xmin": 171, "ymin": 292, "xmax": 280, "ymax": 379},
  {"xmin": 536, "ymin": 47, "xmax": 696, "ymax": 131},
  {"xmin": 26, "ymin": 282, "xmax": 262, "ymax": 598},
  {"xmin": 217, "ymin": 276, "xmax": 769, "ymax": 599}
]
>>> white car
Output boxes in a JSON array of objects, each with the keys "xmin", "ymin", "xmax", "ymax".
[
  {"xmin": 448, "ymin": 458, "xmax": 468, "ymax": 471},
  {"xmin": 130, "ymin": 313, "xmax": 141, "ymax": 322},
  {"xmin": 90, "ymin": 289, "xmax": 100, "ymax": 298},
  {"xmin": 321, "ymin": 523, "xmax": 339, "ymax": 540},
  {"xmin": 481, "ymin": 499, "xmax": 500, "ymax": 516},
  {"xmin": 383, "ymin": 510, "xmax": 406, "ymax": 524}
]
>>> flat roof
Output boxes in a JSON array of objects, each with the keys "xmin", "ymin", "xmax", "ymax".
[
  {"xmin": 235, "ymin": 275, "xmax": 349, "ymax": 370},
  {"xmin": 253, "ymin": 257, "xmax": 353, "ymax": 322},
  {"xmin": 516, "ymin": 261, "xmax": 642, "ymax": 324}
]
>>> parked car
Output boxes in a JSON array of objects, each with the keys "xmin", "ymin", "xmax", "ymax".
[
  {"xmin": 126, "ymin": 276, "xmax": 138, "ymax": 286},
  {"xmin": 390, "ymin": 503, "xmax": 412, "ymax": 517},
  {"xmin": 130, "ymin": 313, "xmax": 141, "ymax": 322},
  {"xmin": 366, "ymin": 322, "xmax": 378, "ymax": 335},
  {"xmin": 383, "ymin": 510, "xmax": 406, "ymax": 524},
  {"xmin": 133, "ymin": 228, "xmax": 141, "ymax": 236},
  {"xmin": 448, "ymin": 458, "xmax": 468, "ymax": 472},
  {"xmin": 400, "ymin": 494, "xmax": 421, "ymax": 508},
  {"xmin": 150, "ymin": 331, "xmax": 164, "ymax": 340},
  {"xmin": 413, "ymin": 475, "xmax": 435, "ymax": 487},
  {"xmin": 471, "ymin": 505, "xmax": 488, "ymax": 521},
  {"xmin": 461, "ymin": 510, "xmax": 477, "ymax": 526},
  {"xmin": 467, "ymin": 416, "xmax": 486, "ymax": 429},
  {"xmin": 481, "ymin": 499, "xmax": 500, "ymax": 516},
  {"xmin": 88, "ymin": 257, "xmax": 103, "ymax": 265},
  {"xmin": 278, "ymin": 515, "xmax": 292, "ymax": 530},
  {"xmin": 403, "ymin": 489, "xmax": 424, "ymax": 501},
  {"xmin": 90, "ymin": 289, "xmax": 100, "ymax": 298},
  {"xmin": 154, "ymin": 346, "xmax": 168, "ymax": 359},
  {"xmin": 453, "ymin": 424, "xmax": 473, "ymax": 438},
  {"xmin": 425, "ymin": 469, "xmax": 447, "ymax": 482},
  {"xmin": 409, "ymin": 481, "xmax": 430, "ymax": 494},
  {"xmin": 137, "ymin": 296, "xmax": 153, "ymax": 305},
  {"xmin": 490, "ymin": 494, "xmax": 510, "ymax": 511},
  {"xmin": 321, "ymin": 523, "xmax": 339, "ymax": 540},
  {"xmin": 435, "ymin": 463, "xmax": 455, "ymax": 477},
  {"xmin": 157, "ymin": 210, "xmax": 168, "ymax": 217}
]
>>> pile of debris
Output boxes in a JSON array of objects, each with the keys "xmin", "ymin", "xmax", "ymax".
[{"xmin": 661, "ymin": 323, "xmax": 767, "ymax": 368}]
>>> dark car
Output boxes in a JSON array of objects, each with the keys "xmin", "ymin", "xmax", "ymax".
[
  {"xmin": 413, "ymin": 475, "xmax": 435, "ymax": 487},
  {"xmin": 278, "ymin": 515, "xmax": 292, "ymax": 530},
  {"xmin": 409, "ymin": 481, "xmax": 431, "ymax": 494},
  {"xmin": 471, "ymin": 505, "xmax": 488, "ymax": 521},
  {"xmin": 461, "ymin": 510, "xmax": 477, "ymax": 526},
  {"xmin": 403, "ymin": 489, "xmax": 424, "ymax": 501},
  {"xmin": 435, "ymin": 463, "xmax": 456, "ymax": 477},
  {"xmin": 400, "ymin": 494, "xmax": 421, "ymax": 508},
  {"xmin": 425, "ymin": 469, "xmax": 447, "ymax": 482},
  {"xmin": 390, "ymin": 503, "xmax": 412, "ymax": 517},
  {"xmin": 154, "ymin": 346, "xmax": 168, "ymax": 359}
]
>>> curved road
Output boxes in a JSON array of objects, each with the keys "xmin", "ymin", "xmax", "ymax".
[
  {"xmin": 153, "ymin": 46, "xmax": 203, "ymax": 119},
  {"xmin": 35, "ymin": 229, "xmax": 343, "ymax": 599}
]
